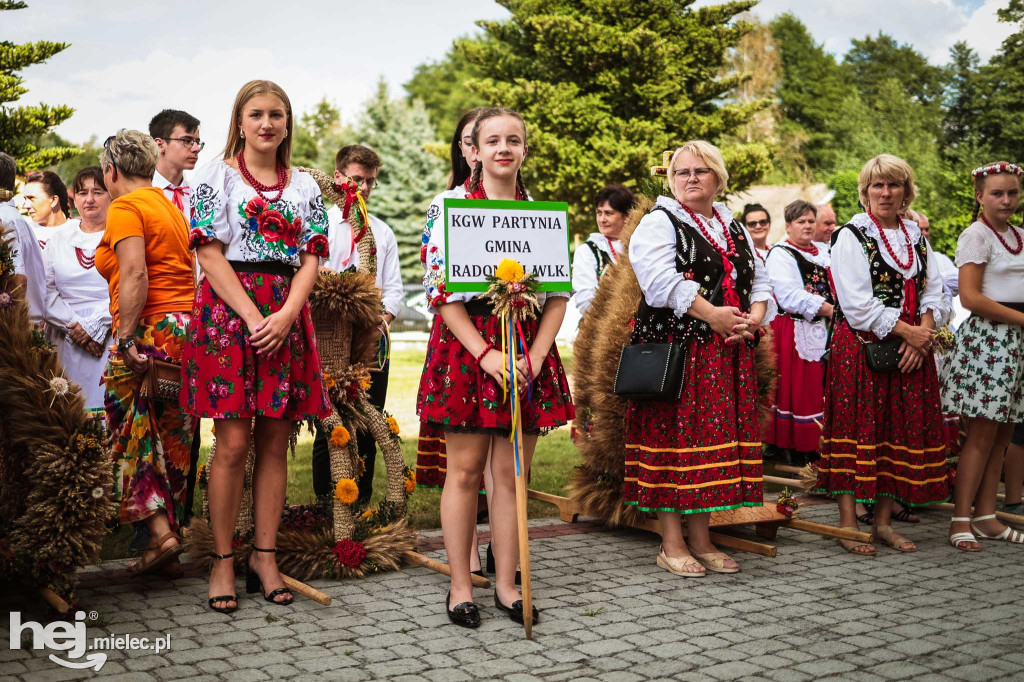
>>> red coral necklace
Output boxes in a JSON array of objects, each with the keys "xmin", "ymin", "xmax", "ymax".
[
  {"xmin": 980, "ymin": 214, "xmax": 1023, "ymax": 255},
  {"xmin": 75, "ymin": 247, "xmax": 95, "ymax": 269},
  {"xmin": 678, "ymin": 201, "xmax": 742, "ymax": 307},
  {"xmin": 867, "ymin": 210, "xmax": 914, "ymax": 270},
  {"xmin": 236, "ymin": 151, "xmax": 287, "ymax": 203},
  {"xmin": 471, "ymin": 181, "xmax": 523, "ymax": 201},
  {"xmin": 785, "ymin": 239, "xmax": 819, "ymax": 256}
]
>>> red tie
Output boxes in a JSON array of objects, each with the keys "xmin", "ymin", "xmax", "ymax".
[{"xmin": 167, "ymin": 185, "xmax": 189, "ymax": 213}]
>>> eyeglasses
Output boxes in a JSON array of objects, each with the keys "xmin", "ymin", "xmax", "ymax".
[
  {"xmin": 746, "ymin": 218, "xmax": 770, "ymax": 228},
  {"xmin": 165, "ymin": 136, "xmax": 205, "ymax": 151},
  {"xmin": 673, "ymin": 167, "xmax": 712, "ymax": 180},
  {"xmin": 349, "ymin": 176, "xmax": 377, "ymax": 190}
]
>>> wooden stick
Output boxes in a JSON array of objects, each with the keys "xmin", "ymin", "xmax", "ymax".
[
  {"xmin": 403, "ymin": 551, "xmax": 492, "ymax": 588},
  {"xmin": 782, "ymin": 518, "xmax": 872, "ymax": 542},
  {"xmin": 708, "ymin": 532, "xmax": 777, "ymax": 557},
  {"xmin": 774, "ymin": 465, "xmax": 805, "ymax": 475},
  {"xmin": 281, "ymin": 574, "xmax": 331, "ymax": 606},
  {"xmin": 511, "ymin": 338, "xmax": 533, "ymax": 639},
  {"xmin": 932, "ymin": 502, "xmax": 1024, "ymax": 527},
  {"xmin": 527, "ymin": 489, "xmax": 580, "ymax": 523},
  {"xmin": 764, "ymin": 475, "xmax": 803, "ymax": 487},
  {"xmin": 40, "ymin": 587, "xmax": 70, "ymax": 614}
]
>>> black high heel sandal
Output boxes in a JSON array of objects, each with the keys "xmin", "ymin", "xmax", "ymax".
[
  {"xmin": 246, "ymin": 546, "xmax": 293, "ymax": 605},
  {"xmin": 207, "ymin": 552, "xmax": 238, "ymax": 614},
  {"xmin": 494, "ymin": 590, "xmax": 539, "ymax": 625},
  {"xmin": 485, "ymin": 542, "xmax": 521, "ymax": 584}
]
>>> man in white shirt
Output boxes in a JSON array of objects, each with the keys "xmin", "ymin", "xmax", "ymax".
[
  {"xmin": 149, "ymin": 109, "xmax": 201, "ymax": 217},
  {"xmin": 0, "ymin": 152, "xmax": 46, "ymax": 325},
  {"xmin": 313, "ymin": 144, "xmax": 403, "ymax": 504}
]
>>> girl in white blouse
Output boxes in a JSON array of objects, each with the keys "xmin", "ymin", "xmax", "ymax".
[
  {"xmin": 184, "ymin": 80, "xmax": 331, "ymax": 614},
  {"xmin": 942, "ymin": 162, "xmax": 1024, "ymax": 551},
  {"xmin": 817, "ymin": 154, "xmax": 950, "ymax": 556},
  {"xmin": 626, "ymin": 140, "xmax": 776, "ymax": 576},
  {"xmin": 43, "ymin": 167, "xmax": 112, "ymax": 415}
]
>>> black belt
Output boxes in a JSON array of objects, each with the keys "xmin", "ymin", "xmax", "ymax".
[
  {"xmin": 996, "ymin": 301, "xmax": 1024, "ymax": 314},
  {"xmin": 228, "ymin": 260, "xmax": 295, "ymax": 278},
  {"xmin": 463, "ymin": 299, "xmax": 494, "ymax": 316}
]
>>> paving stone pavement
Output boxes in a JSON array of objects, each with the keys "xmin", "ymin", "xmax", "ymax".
[{"xmin": 2, "ymin": 503, "xmax": 1023, "ymax": 681}]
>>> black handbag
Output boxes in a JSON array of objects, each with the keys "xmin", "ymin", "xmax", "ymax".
[
  {"xmin": 863, "ymin": 337, "xmax": 903, "ymax": 372},
  {"xmin": 613, "ymin": 343, "xmax": 688, "ymax": 401}
]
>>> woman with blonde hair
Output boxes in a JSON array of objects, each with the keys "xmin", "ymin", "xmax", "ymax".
[
  {"xmin": 184, "ymin": 80, "xmax": 331, "ymax": 613},
  {"xmin": 942, "ymin": 162, "xmax": 1024, "ymax": 550},
  {"xmin": 625, "ymin": 140, "xmax": 775, "ymax": 576},
  {"xmin": 95, "ymin": 130, "xmax": 196, "ymax": 577},
  {"xmin": 817, "ymin": 154, "xmax": 950, "ymax": 555}
]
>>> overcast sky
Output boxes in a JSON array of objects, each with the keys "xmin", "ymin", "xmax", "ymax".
[{"xmin": 2, "ymin": 0, "xmax": 1013, "ymax": 161}]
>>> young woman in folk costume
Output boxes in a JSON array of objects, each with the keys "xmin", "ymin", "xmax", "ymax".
[
  {"xmin": 764, "ymin": 200, "xmax": 833, "ymax": 465},
  {"xmin": 415, "ymin": 107, "xmax": 495, "ymax": 577},
  {"xmin": 419, "ymin": 107, "xmax": 574, "ymax": 627},
  {"xmin": 183, "ymin": 80, "xmax": 332, "ymax": 613},
  {"xmin": 942, "ymin": 162, "xmax": 1024, "ymax": 551},
  {"xmin": 626, "ymin": 140, "xmax": 776, "ymax": 577},
  {"xmin": 817, "ymin": 154, "xmax": 950, "ymax": 556}
]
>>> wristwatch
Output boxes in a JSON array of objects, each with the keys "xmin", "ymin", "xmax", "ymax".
[{"xmin": 117, "ymin": 336, "xmax": 136, "ymax": 352}]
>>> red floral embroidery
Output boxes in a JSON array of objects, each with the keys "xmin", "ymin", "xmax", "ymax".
[
  {"xmin": 306, "ymin": 233, "xmax": 329, "ymax": 257},
  {"xmin": 257, "ymin": 209, "xmax": 288, "ymax": 244},
  {"xmin": 244, "ymin": 196, "xmax": 268, "ymax": 218}
]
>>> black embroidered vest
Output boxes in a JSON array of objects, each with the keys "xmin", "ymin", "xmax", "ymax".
[
  {"xmin": 631, "ymin": 206, "xmax": 757, "ymax": 345},
  {"xmin": 768, "ymin": 243, "xmax": 834, "ymax": 322},
  {"xmin": 583, "ymin": 239, "xmax": 613, "ymax": 279},
  {"xmin": 830, "ymin": 222, "xmax": 929, "ymax": 327}
]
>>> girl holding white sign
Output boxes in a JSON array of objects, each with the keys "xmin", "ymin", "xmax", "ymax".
[
  {"xmin": 626, "ymin": 140, "xmax": 776, "ymax": 576},
  {"xmin": 419, "ymin": 107, "xmax": 575, "ymax": 628}
]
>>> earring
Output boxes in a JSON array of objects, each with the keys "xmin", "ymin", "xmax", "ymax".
[
  {"xmin": 240, "ymin": 129, "xmax": 245, "ymax": 139},
  {"xmin": 283, "ymin": 130, "xmax": 288, "ymax": 138}
]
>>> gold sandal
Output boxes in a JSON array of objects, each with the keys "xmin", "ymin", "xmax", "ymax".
[
  {"xmin": 693, "ymin": 551, "xmax": 740, "ymax": 574},
  {"xmin": 872, "ymin": 524, "xmax": 917, "ymax": 553}
]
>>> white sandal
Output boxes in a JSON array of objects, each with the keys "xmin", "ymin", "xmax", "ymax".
[
  {"xmin": 949, "ymin": 517, "xmax": 981, "ymax": 552},
  {"xmin": 970, "ymin": 514, "xmax": 1024, "ymax": 544}
]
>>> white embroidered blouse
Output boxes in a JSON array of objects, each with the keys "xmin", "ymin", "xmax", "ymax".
[
  {"xmin": 954, "ymin": 220, "xmax": 1024, "ymax": 303},
  {"xmin": 628, "ymin": 196, "xmax": 777, "ymax": 325},
  {"xmin": 188, "ymin": 160, "xmax": 329, "ymax": 265}
]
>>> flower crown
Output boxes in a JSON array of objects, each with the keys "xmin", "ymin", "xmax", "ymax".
[{"xmin": 971, "ymin": 162, "xmax": 1023, "ymax": 179}]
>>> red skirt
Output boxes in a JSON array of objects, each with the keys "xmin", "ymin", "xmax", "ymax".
[
  {"xmin": 764, "ymin": 315, "xmax": 825, "ymax": 452},
  {"xmin": 415, "ymin": 305, "xmax": 574, "ymax": 434},
  {"xmin": 623, "ymin": 334, "xmax": 764, "ymax": 514},
  {"xmin": 182, "ymin": 273, "xmax": 331, "ymax": 421},
  {"xmin": 816, "ymin": 320, "xmax": 950, "ymax": 505},
  {"xmin": 415, "ymin": 421, "xmax": 447, "ymax": 489}
]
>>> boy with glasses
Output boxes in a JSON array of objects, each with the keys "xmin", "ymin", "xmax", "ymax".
[{"xmin": 149, "ymin": 109, "xmax": 202, "ymax": 215}]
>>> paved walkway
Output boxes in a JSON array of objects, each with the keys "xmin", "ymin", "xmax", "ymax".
[{"xmin": 2, "ymin": 503, "xmax": 1022, "ymax": 681}]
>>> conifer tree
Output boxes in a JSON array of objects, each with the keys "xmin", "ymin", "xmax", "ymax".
[{"xmin": 0, "ymin": 1, "xmax": 78, "ymax": 171}]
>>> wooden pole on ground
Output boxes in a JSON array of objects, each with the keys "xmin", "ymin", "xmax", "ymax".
[
  {"xmin": 932, "ymin": 502, "xmax": 1024, "ymax": 527},
  {"xmin": 404, "ymin": 551, "xmax": 492, "ymax": 588},
  {"xmin": 40, "ymin": 587, "xmax": 70, "ymax": 614},
  {"xmin": 281, "ymin": 574, "xmax": 331, "ymax": 606},
  {"xmin": 764, "ymin": 475, "xmax": 803, "ymax": 487},
  {"xmin": 510, "ymin": 333, "xmax": 533, "ymax": 639},
  {"xmin": 781, "ymin": 518, "xmax": 872, "ymax": 542}
]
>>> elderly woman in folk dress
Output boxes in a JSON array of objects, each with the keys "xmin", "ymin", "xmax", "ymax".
[
  {"xmin": 95, "ymin": 130, "xmax": 197, "ymax": 576},
  {"xmin": 817, "ymin": 154, "xmax": 950, "ymax": 555},
  {"xmin": 625, "ymin": 140, "xmax": 776, "ymax": 576}
]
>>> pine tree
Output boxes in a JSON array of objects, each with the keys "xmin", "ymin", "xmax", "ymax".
[
  {"xmin": 352, "ymin": 80, "xmax": 446, "ymax": 283},
  {"xmin": 456, "ymin": 0, "xmax": 773, "ymax": 235},
  {"xmin": 978, "ymin": 0, "xmax": 1024, "ymax": 162},
  {"xmin": 0, "ymin": 1, "xmax": 78, "ymax": 171},
  {"xmin": 404, "ymin": 44, "xmax": 485, "ymax": 141}
]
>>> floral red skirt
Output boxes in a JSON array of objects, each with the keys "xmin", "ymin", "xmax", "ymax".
[
  {"xmin": 816, "ymin": 319, "xmax": 949, "ymax": 505},
  {"xmin": 764, "ymin": 315, "xmax": 826, "ymax": 452},
  {"xmin": 415, "ymin": 421, "xmax": 448, "ymax": 489},
  {"xmin": 182, "ymin": 272, "xmax": 331, "ymax": 421},
  {"xmin": 623, "ymin": 334, "xmax": 764, "ymax": 515},
  {"xmin": 415, "ymin": 302, "xmax": 574, "ymax": 435}
]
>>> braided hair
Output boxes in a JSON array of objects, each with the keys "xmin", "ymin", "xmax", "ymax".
[{"xmin": 469, "ymin": 107, "xmax": 529, "ymax": 199}]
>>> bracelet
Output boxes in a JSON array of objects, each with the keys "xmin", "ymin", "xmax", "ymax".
[
  {"xmin": 117, "ymin": 336, "xmax": 135, "ymax": 352},
  {"xmin": 475, "ymin": 343, "xmax": 495, "ymax": 364}
]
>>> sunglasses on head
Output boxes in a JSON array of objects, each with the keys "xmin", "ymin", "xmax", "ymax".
[{"xmin": 103, "ymin": 135, "xmax": 120, "ymax": 174}]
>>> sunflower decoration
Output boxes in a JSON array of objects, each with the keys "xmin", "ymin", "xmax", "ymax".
[
  {"xmin": 403, "ymin": 465, "xmax": 416, "ymax": 497},
  {"xmin": 330, "ymin": 425, "xmax": 351, "ymax": 448},
  {"xmin": 334, "ymin": 478, "xmax": 359, "ymax": 505},
  {"xmin": 485, "ymin": 258, "xmax": 540, "ymax": 322},
  {"xmin": 324, "ymin": 373, "xmax": 336, "ymax": 390}
]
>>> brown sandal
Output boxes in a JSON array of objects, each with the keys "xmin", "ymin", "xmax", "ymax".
[
  {"xmin": 129, "ymin": 531, "xmax": 183, "ymax": 577},
  {"xmin": 872, "ymin": 524, "xmax": 917, "ymax": 553},
  {"xmin": 837, "ymin": 537, "xmax": 877, "ymax": 556}
]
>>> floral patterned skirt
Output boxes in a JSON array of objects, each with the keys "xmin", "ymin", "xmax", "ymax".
[
  {"xmin": 816, "ymin": 320, "xmax": 950, "ymax": 506},
  {"xmin": 940, "ymin": 315, "xmax": 1024, "ymax": 422},
  {"xmin": 623, "ymin": 334, "xmax": 764, "ymax": 515},
  {"xmin": 104, "ymin": 312, "xmax": 194, "ymax": 530},
  {"xmin": 764, "ymin": 315, "xmax": 826, "ymax": 452},
  {"xmin": 415, "ymin": 305, "xmax": 575, "ymax": 435},
  {"xmin": 182, "ymin": 273, "xmax": 330, "ymax": 421},
  {"xmin": 415, "ymin": 421, "xmax": 448, "ymax": 489}
]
